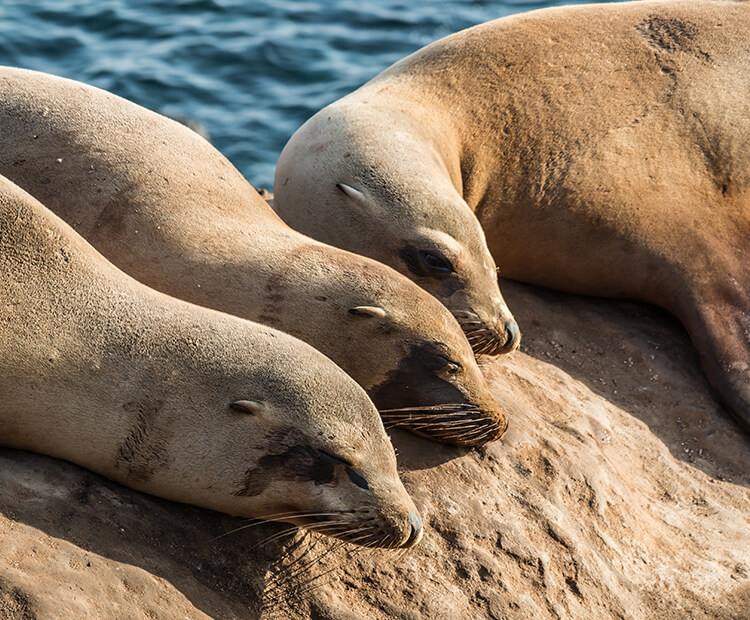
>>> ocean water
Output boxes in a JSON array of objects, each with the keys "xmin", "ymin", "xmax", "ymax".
[{"xmin": 0, "ymin": 0, "xmax": 622, "ymax": 189}]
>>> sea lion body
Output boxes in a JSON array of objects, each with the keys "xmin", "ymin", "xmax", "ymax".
[
  {"xmin": 0, "ymin": 174, "xmax": 421, "ymax": 547},
  {"xmin": 274, "ymin": 0, "xmax": 750, "ymax": 431},
  {"xmin": 0, "ymin": 67, "xmax": 506, "ymax": 446}
]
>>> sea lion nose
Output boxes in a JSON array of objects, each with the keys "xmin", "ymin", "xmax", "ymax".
[
  {"xmin": 404, "ymin": 510, "xmax": 423, "ymax": 548},
  {"xmin": 497, "ymin": 318, "xmax": 521, "ymax": 354}
]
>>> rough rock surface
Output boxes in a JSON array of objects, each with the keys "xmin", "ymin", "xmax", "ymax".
[{"xmin": 1, "ymin": 280, "xmax": 749, "ymax": 619}]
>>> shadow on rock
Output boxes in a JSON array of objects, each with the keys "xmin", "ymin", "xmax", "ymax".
[
  {"xmin": 388, "ymin": 428, "xmax": 470, "ymax": 472},
  {"xmin": 0, "ymin": 449, "xmax": 324, "ymax": 620},
  {"xmin": 494, "ymin": 279, "xmax": 750, "ymax": 490}
]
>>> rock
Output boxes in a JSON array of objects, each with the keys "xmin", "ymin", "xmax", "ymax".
[{"xmin": 1, "ymin": 280, "xmax": 748, "ymax": 619}]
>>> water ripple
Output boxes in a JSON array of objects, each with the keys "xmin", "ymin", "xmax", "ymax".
[{"xmin": 0, "ymin": 0, "xmax": 624, "ymax": 187}]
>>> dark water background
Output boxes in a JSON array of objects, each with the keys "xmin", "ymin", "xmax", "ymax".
[{"xmin": 0, "ymin": 0, "xmax": 622, "ymax": 188}]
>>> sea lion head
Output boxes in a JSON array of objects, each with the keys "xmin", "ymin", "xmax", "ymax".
[
  {"xmin": 274, "ymin": 102, "xmax": 520, "ymax": 358},
  {"xmin": 0, "ymin": 177, "xmax": 422, "ymax": 550},
  {"xmin": 267, "ymin": 244, "xmax": 509, "ymax": 447},
  {"xmin": 169, "ymin": 325, "xmax": 423, "ymax": 549}
]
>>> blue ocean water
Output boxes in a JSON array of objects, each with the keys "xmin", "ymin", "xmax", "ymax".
[{"xmin": 0, "ymin": 0, "xmax": 622, "ymax": 189}]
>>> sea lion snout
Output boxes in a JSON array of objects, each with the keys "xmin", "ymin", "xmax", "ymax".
[
  {"xmin": 292, "ymin": 474, "xmax": 423, "ymax": 548},
  {"xmin": 499, "ymin": 318, "xmax": 521, "ymax": 354},
  {"xmin": 456, "ymin": 308, "xmax": 520, "ymax": 356},
  {"xmin": 379, "ymin": 403, "xmax": 507, "ymax": 447},
  {"xmin": 404, "ymin": 510, "xmax": 423, "ymax": 548},
  {"xmin": 374, "ymin": 505, "xmax": 424, "ymax": 549}
]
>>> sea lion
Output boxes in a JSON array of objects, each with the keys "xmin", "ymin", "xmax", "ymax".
[
  {"xmin": 0, "ymin": 173, "xmax": 422, "ymax": 548},
  {"xmin": 0, "ymin": 67, "xmax": 507, "ymax": 447},
  {"xmin": 273, "ymin": 0, "xmax": 750, "ymax": 432}
]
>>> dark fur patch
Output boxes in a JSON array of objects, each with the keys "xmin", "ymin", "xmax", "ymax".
[
  {"xmin": 370, "ymin": 342, "xmax": 467, "ymax": 410},
  {"xmin": 232, "ymin": 428, "xmax": 373, "ymax": 497},
  {"xmin": 233, "ymin": 442, "xmax": 335, "ymax": 497},
  {"xmin": 116, "ymin": 400, "xmax": 169, "ymax": 483},
  {"xmin": 636, "ymin": 16, "xmax": 710, "ymax": 61},
  {"xmin": 346, "ymin": 467, "xmax": 369, "ymax": 490}
]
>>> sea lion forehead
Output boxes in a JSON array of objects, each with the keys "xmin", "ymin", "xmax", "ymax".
[{"xmin": 281, "ymin": 240, "xmax": 415, "ymax": 302}]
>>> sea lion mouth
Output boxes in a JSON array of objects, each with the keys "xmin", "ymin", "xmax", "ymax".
[
  {"xmin": 379, "ymin": 403, "xmax": 508, "ymax": 447},
  {"xmin": 457, "ymin": 313, "xmax": 520, "ymax": 356},
  {"xmin": 298, "ymin": 511, "xmax": 418, "ymax": 548}
]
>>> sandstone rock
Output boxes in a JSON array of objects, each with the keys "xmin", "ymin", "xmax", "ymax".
[{"xmin": 1, "ymin": 280, "xmax": 748, "ymax": 619}]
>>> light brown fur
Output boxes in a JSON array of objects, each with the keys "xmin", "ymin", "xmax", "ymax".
[
  {"xmin": 0, "ymin": 174, "xmax": 421, "ymax": 547},
  {"xmin": 274, "ymin": 0, "xmax": 750, "ymax": 432},
  {"xmin": 0, "ymin": 67, "xmax": 506, "ymax": 446}
]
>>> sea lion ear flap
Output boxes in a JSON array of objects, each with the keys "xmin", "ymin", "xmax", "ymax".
[
  {"xmin": 229, "ymin": 400, "xmax": 266, "ymax": 415},
  {"xmin": 336, "ymin": 183, "xmax": 367, "ymax": 204},
  {"xmin": 349, "ymin": 306, "xmax": 387, "ymax": 319}
]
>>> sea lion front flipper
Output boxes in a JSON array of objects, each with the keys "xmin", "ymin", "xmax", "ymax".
[{"xmin": 681, "ymin": 286, "xmax": 750, "ymax": 434}]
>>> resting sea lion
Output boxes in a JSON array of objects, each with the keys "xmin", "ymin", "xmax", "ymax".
[
  {"xmin": 0, "ymin": 174, "xmax": 422, "ymax": 548},
  {"xmin": 273, "ymin": 0, "xmax": 750, "ymax": 432},
  {"xmin": 0, "ymin": 67, "xmax": 506, "ymax": 447}
]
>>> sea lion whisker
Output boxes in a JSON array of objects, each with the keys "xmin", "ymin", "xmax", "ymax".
[
  {"xmin": 384, "ymin": 409, "xmax": 485, "ymax": 421},
  {"xmin": 382, "ymin": 413, "xmax": 477, "ymax": 422},
  {"xmin": 382, "ymin": 403, "xmax": 477, "ymax": 411},
  {"xmin": 365, "ymin": 535, "xmax": 390, "ymax": 555},
  {"xmin": 477, "ymin": 338, "xmax": 493, "ymax": 351},
  {"xmin": 270, "ymin": 532, "xmax": 319, "ymax": 574},
  {"xmin": 464, "ymin": 327, "xmax": 491, "ymax": 335},
  {"xmin": 264, "ymin": 545, "xmax": 329, "ymax": 593},
  {"xmin": 452, "ymin": 424, "xmax": 498, "ymax": 443},
  {"xmin": 275, "ymin": 561, "xmax": 343, "ymax": 606},
  {"xmin": 381, "ymin": 414, "xmax": 475, "ymax": 422},
  {"xmin": 208, "ymin": 510, "xmax": 362, "ymax": 542},
  {"xmin": 301, "ymin": 520, "xmax": 360, "ymax": 534},
  {"xmin": 361, "ymin": 531, "xmax": 385, "ymax": 546},
  {"xmin": 316, "ymin": 521, "xmax": 376, "ymax": 534},
  {"xmin": 464, "ymin": 325, "xmax": 490, "ymax": 334},
  {"xmin": 380, "ymin": 404, "xmax": 475, "ymax": 413},
  {"xmin": 450, "ymin": 425, "xmax": 491, "ymax": 440},
  {"xmin": 342, "ymin": 528, "xmax": 383, "ymax": 544},
  {"xmin": 251, "ymin": 526, "xmax": 306, "ymax": 550},
  {"xmin": 291, "ymin": 566, "xmax": 340, "ymax": 599},
  {"xmin": 346, "ymin": 532, "xmax": 379, "ymax": 554},
  {"xmin": 384, "ymin": 420, "xmax": 477, "ymax": 430},
  {"xmin": 399, "ymin": 420, "xmax": 485, "ymax": 429},
  {"xmin": 462, "ymin": 423, "xmax": 500, "ymax": 441},
  {"xmin": 265, "ymin": 539, "xmax": 346, "ymax": 591},
  {"xmin": 250, "ymin": 509, "xmax": 359, "ymax": 522}
]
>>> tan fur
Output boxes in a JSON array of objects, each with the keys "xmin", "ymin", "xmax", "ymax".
[
  {"xmin": 274, "ymin": 0, "xmax": 750, "ymax": 432},
  {"xmin": 0, "ymin": 174, "xmax": 421, "ymax": 547},
  {"xmin": 0, "ymin": 67, "xmax": 506, "ymax": 446}
]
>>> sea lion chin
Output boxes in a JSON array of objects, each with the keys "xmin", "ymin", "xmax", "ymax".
[
  {"xmin": 273, "ymin": 0, "xmax": 750, "ymax": 434},
  {"xmin": 0, "ymin": 174, "xmax": 421, "ymax": 548}
]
